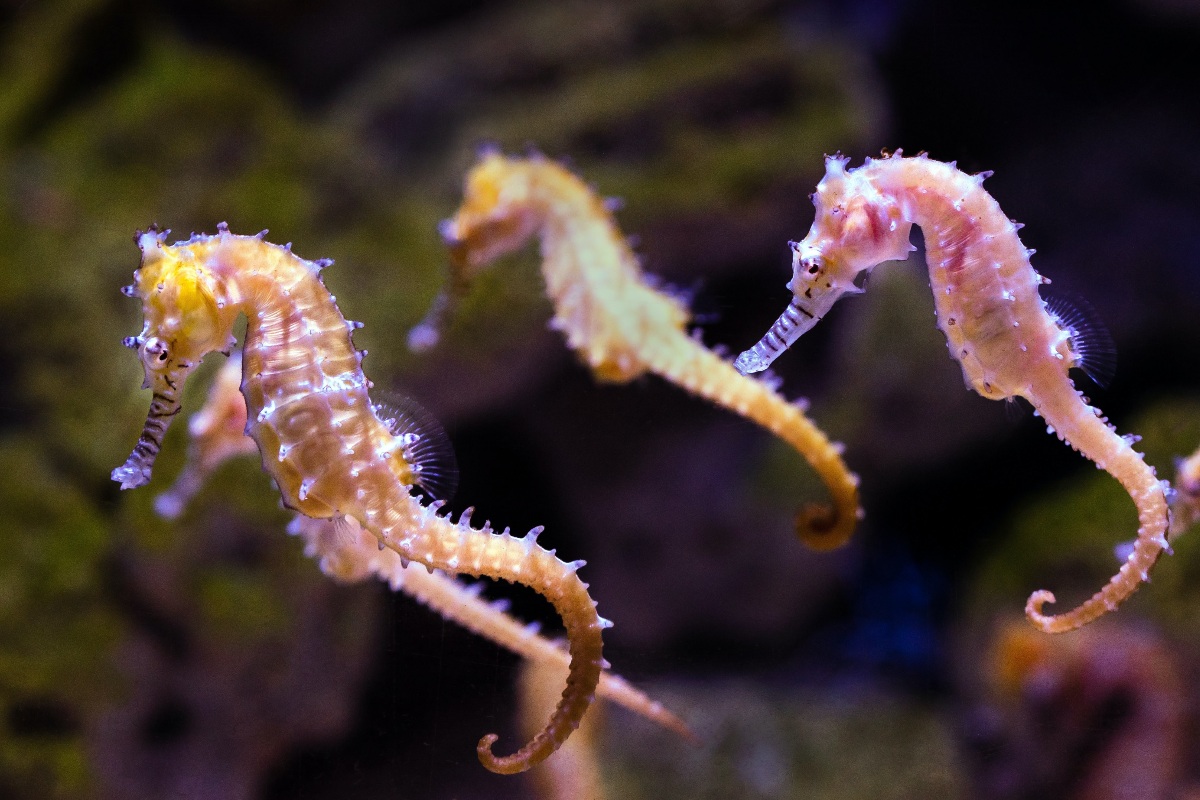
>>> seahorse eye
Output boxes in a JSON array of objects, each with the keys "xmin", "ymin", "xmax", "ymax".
[
  {"xmin": 804, "ymin": 257, "xmax": 823, "ymax": 276},
  {"xmin": 142, "ymin": 337, "xmax": 168, "ymax": 363}
]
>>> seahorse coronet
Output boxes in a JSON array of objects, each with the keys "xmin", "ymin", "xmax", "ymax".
[{"xmin": 113, "ymin": 228, "xmax": 605, "ymax": 773}]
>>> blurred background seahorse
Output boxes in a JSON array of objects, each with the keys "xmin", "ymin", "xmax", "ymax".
[{"xmin": 415, "ymin": 151, "xmax": 862, "ymax": 550}]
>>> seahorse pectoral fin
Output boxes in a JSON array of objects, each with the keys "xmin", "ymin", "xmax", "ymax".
[{"xmin": 1043, "ymin": 292, "xmax": 1117, "ymax": 389}]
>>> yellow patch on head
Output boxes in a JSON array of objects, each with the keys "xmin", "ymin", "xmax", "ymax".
[
  {"xmin": 462, "ymin": 155, "xmax": 506, "ymax": 212},
  {"xmin": 136, "ymin": 240, "xmax": 224, "ymax": 359}
]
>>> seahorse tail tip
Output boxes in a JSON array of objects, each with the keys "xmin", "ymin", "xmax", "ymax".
[
  {"xmin": 1025, "ymin": 589, "xmax": 1055, "ymax": 618},
  {"xmin": 795, "ymin": 501, "xmax": 858, "ymax": 552},
  {"xmin": 476, "ymin": 732, "xmax": 543, "ymax": 775},
  {"xmin": 1024, "ymin": 589, "xmax": 1087, "ymax": 634}
]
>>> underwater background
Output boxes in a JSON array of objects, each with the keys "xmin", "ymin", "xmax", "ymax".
[{"xmin": 2, "ymin": 0, "xmax": 1200, "ymax": 797}]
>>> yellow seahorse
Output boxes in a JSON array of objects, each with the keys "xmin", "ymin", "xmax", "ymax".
[
  {"xmin": 410, "ymin": 151, "xmax": 862, "ymax": 550},
  {"xmin": 155, "ymin": 352, "xmax": 691, "ymax": 740},
  {"xmin": 112, "ymin": 226, "xmax": 607, "ymax": 773},
  {"xmin": 735, "ymin": 151, "xmax": 1169, "ymax": 633}
]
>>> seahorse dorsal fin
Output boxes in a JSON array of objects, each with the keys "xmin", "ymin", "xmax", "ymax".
[
  {"xmin": 372, "ymin": 393, "xmax": 459, "ymax": 502},
  {"xmin": 1044, "ymin": 292, "xmax": 1117, "ymax": 389}
]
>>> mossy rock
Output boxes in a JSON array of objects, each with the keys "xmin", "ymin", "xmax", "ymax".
[
  {"xmin": 0, "ymin": 437, "xmax": 121, "ymax": 799},
  {"xmin": 603, "ymin": 680, "xmax": 965, "ymax": 800}
]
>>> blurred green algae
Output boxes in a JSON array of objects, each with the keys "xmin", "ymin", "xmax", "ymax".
[
  {"xmin": 602, "ymin": 679, "xmax": 965, "ymax": 800},
  {"xmin": 0, "ymin": 438, "xmax": 117, "ymax": 800}
]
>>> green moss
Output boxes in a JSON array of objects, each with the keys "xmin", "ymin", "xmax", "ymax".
[
  {"xmin": 466, "ymin": 28, "xmax": 882, "ymax": 215},
  {"xmin": 0, "ymin": 437, "xmax": 122, "ymax": 798},
  {"xmin": 197, "ymin": 568, "xmax": 291, "ymax": 640},
  {"xmin": 604, "ymin": 681, "xmax": 965, "ymax": 800}
]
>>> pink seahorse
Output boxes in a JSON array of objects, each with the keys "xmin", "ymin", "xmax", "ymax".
[{"xmin": 735, "ymin": 152, "xmax": 1170, "ymax": 633}]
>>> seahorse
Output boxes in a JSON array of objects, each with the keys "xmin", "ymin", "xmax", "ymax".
[
  {"xmin": 409, "ymin": 151, "xmax": 862, "ymax": 550},
  {"xmin": 733, "ymin": 152, "xmax": 1170, "ymax": 633},
  {"xmin": 1169, "ymin": 443, "xmax": 1200, "ymax": 538},
  {"xmin": 111, "ymin": 225, "xmax": 608, "ymax": 773},
  {"xmin": 154, "ymin": 352, "xmax": 691, "ymax": 739}
]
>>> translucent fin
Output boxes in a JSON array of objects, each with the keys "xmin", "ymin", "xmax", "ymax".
[
  {"xmin": 1002, "ymin": 395, "xmax": 1032, "ymax": 424},
  {"xmin": 373, "ymin": 393, "xmax": 459, "ymax": 502},
  {"xmin": 1045, "ymin": 292, "xmax": 1117, "ymax": 388}
]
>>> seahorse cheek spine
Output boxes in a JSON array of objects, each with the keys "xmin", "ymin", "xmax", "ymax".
[
  {"xmin": 802, "ymin": 160, "xmax": 914, "ymax": 275},
  {"xmin": 445, "ymin": 158, "xmax": 542, "ymax": 273}
]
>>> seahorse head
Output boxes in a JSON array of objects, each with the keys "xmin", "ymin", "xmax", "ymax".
[
  {"xmin": 735, "ymin": 157, "xmax": 912, "ymax": 374},
  {"xmin": 792, "ymin": 156, "xmax": 912, "ymax": 295},
  {"xmin": 441, "ymin": 150, "xmax": 541, "ymax": 273},
  {"xmin": 112, "ymin": 228, "xmax": 239, "ymax": 489},
  {"xmin": 128, "ymin": 230, "xmax": 237, "ymax": 363}
]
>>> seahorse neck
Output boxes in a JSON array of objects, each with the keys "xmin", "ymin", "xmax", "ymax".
[
  {"xmin": 527, "ymin": 163, "xmax": 640, "ymax": 304},
  {"xmin": 859, "ymin": 158, "xmax": 989, "ymax": 236},
  {"xmin": 215, "ymin": 241, "xmax": 361, "ymax": 408}
]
